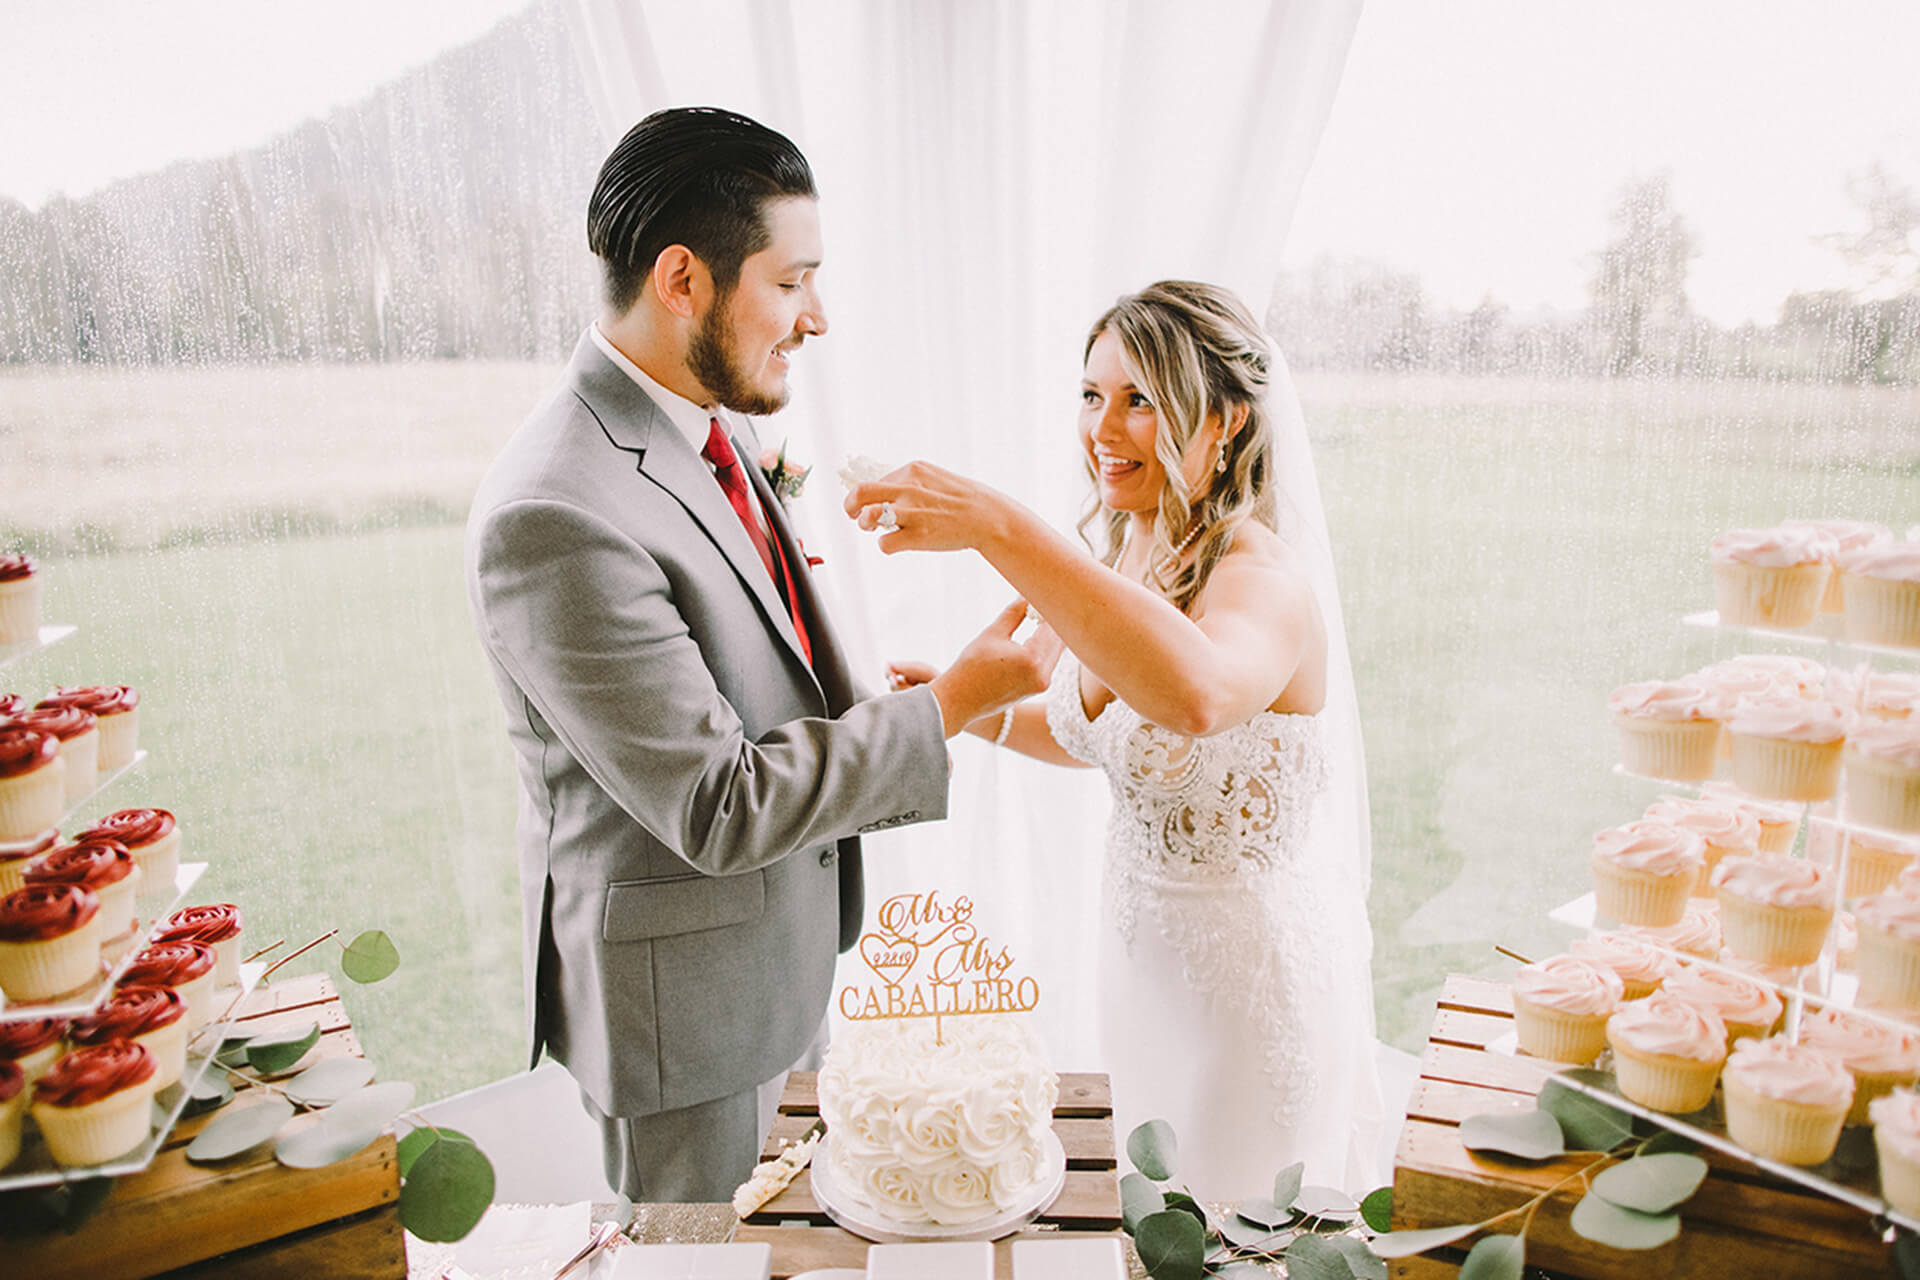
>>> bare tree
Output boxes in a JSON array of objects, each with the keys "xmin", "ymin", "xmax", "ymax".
[{"xmin": 1587, "ymin": 172, "xmax": 1697, "ymax": 375}]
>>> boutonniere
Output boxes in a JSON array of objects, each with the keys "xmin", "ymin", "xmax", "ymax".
[{"xmin": 759, "ymin": 442, "xmax": 811, "ymax": 504}]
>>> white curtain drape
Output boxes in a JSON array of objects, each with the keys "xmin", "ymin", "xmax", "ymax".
[{"xmin": 560, "ymin": 0, "xmax": 1366, "ymax": 1069}]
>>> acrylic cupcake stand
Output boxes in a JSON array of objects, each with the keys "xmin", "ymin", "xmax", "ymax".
[
  {"xmin": 1517, "ymin": 601, "xmax": 1920, "ymax": 1234},
  {"xmin": 1, "ymin": 620, "xmax": 262, "ymax": 1190}
]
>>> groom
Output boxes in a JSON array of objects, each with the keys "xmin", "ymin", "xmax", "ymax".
[{"xmin": 464, "ymin": 107, "xmax": 1052, "ymax": 1201}]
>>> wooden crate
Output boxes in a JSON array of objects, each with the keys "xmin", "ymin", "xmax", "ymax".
[
  {"xmin": 6, "ymin": 972, "xmax": 403, "ymax": 1280},
  {"xmin": 1390, "ymin": 975, "xmax": 1892, "ymax": 1279},
  {"xmin": 739, "ymin": 1070, "xmax": 1125, "ymax": 1279}
]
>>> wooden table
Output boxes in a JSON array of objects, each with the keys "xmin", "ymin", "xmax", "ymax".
[
  {"xmin": 1389, "ymin": 974, "xmax": 1892, "ymax": 1278},
  {"xmin": 738, "ymin": 1070, "xmax": 1125, "ymax": 1278},
  {"xmin": 5, "ymin": 971, "xmax": 403, "ymax": 1279}
]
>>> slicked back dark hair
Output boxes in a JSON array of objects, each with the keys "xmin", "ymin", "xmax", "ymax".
[{"xmin": 587, "ymin": 106, "xmax": 817, "ymax": 315}]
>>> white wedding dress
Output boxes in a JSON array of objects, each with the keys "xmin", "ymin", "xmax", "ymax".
[{"xmin": 1046, "ymin": 651, "xmax": 1383, "ymax": 1199}]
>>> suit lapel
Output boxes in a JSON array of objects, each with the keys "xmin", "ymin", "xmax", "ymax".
[{"xmin": 746, "ymin": 447, "xmax": 857, "ymax": 714}]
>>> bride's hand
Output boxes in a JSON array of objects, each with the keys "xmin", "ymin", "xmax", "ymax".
[
  {"xmin": 885, "ymin": 660, "xmax": 938, "ymax": 691},
  {"xmin": 844, "ymin": 461, "xmax": 1013, "ymax": 554}
]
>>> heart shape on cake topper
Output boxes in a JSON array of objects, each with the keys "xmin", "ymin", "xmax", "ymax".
[{"xmin": 858, "ymin": 932, "xmax": 918, "ymax": 987}]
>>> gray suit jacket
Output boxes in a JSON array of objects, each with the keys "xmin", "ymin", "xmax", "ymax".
[{"xmin": 464, "ymin": 333, "xmax": 949, "ymax": 1119}]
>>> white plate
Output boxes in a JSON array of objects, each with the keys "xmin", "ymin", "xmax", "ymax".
[{"xmin": 809, "ymin": 1129, "xmax": 1067, "ymax": 1245}]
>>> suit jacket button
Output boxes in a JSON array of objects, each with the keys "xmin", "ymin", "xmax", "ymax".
[{"xmin": 819, "ymin": 850, "xmax": 836, "ymax": 867}]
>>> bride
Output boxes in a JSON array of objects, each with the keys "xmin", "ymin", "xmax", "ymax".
[{"xmin": 846, "ymin": 280, "xmax": 1382, "ymax": 1195}]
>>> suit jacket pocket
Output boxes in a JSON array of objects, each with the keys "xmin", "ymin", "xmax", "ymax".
[{"xmin": 602, "ymin": 870, "xmax": 766, "ymax": 942}]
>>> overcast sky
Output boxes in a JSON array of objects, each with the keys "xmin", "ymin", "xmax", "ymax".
[{"xmin": 2, "ymin": 1, "xmax": 1914, "ymax": 328}]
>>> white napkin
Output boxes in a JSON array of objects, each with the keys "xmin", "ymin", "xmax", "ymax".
[{"xmin": 405, "ymin": 1201, "xmax": 592, "ymax": 1280}]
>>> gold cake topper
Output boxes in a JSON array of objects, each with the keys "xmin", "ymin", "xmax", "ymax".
[{"xmin": 838, "ymin": 890, "xmax": 1041, "ymax": 1039}]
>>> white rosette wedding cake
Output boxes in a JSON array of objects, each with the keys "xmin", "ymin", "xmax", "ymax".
[{"xmin": 816, "ymin": 1014, "xmax": 1062, "ymax": 1233}]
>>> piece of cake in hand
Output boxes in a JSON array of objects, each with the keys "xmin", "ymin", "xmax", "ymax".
[
  {"xmin": 1510, "ymin": 955, "xmax": 1624, "ymax": 1063},
  {"xmin": 1643, "ymin": 795, "xmax": 1761, "ymax": 894},
  {"xmin": 1872, "ymin": 1087, "xmax": 1920, "ymax": 1217},
  {"xmin": 0, "ymin": 727, "xmax": 64, "ymax": 844},
  {"xmin": 1839, "ymin": 538, "xmax": 1920, "ymax": 649},
  {"xmin": 1854, "ymin": 890, "xmax": 1920, "ymax": 1011},
  {"xmin": 1662, "ymin": 962, "xmax": 1783, "ymax": 1048},
  {"xmin": 0, "ymin": 1016, "xmax": 67, "ymax": 1086},
  {"xmin": 1711, "ymin": 527, "xmax": 1831, "ymax": 628},
  {"xmin": 1605, "ymin": 991, "xmax": 1728, "ymax": 1114},
  {"xmin": 153, "ymin": 904, "xmax": 241, "ymax": 987},
  {"xmin": 77, "ymin": 809, "xmax": 181, "ymax": 898},
  {"xmin": 1721, "ymin": 1035, "xmax": 1854, "ymax": 1165},
  {"xmin": 0, "ymin": 884, "xmax": 102, "ymax": 1001},
  {"xmin": 1609, "ymin": 680, "xmax": 1724, "ymax": 781},
  {"xmin": 1568, "ymin": 933, "xmax": 1675, "ymax": 1000},
  {"xmin": 24, "ymin": 841, "xmax": 140, "ymax": 942},
  {"xmin": 1798, "ymin": 1006, "xmax": 1920, "ymax": 1126},
  {"xmin": 118, "ymin": 941, "xmax": 217, "ymax": 1031},
  {"xmin": 70, "ymin": 984, "xmax": 190, "ymax": 1090},
  {"xmin": 1843, "ymin": 720, "xmax": 1920, "ymax": 835},
  {"xmin": 1713, "ymin": 855, "xmax": 1836, "ymax": 968},
  {"xmin": 5, "ymin": 705, "xmax": 97, "ymax": 807},
  {"xmin": 30, "ymin": 1041, "xmax": 159, "ymax": 1166},
  {"xmin": 0, "ymin": 555, "xmax": 40, "ymax": 647},
  {"xmin": 36, "ymin": 686, "xmax": 139, "ymax": 771},
  {"xmin": 1726, "ymin": 696, "xmax": 1851, "ymax": 802},
  {"xmin": 1591, "ymin": 820, "xmax": 1705, "ymax": 927}
]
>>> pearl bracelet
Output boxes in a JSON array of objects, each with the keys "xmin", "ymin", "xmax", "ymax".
[{"xmin": 993, "ymin": 706, "xmax": 1016, "ymax": 747}]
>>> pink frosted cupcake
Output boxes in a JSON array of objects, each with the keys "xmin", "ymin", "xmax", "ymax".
[
  {"xmin": 1510, "ymin": 955, "xmax": 1624, "ymax": 1064},
  {"xmin": 1693, "ymin": 660, "xmax": 1798, "ymax": 760},
  {"xmin": 1712, "ymin": 527, "xmax": 1832, "ymax": 628},
  {"xmin": 1727, "ymin": 696, "xmax": 1851, "ymax": 802},
  {"xmin": 1841, "ymin": 829, "xmax": 1920, "ymax": 900},
  {"xmin": 5, "ymin": 705, "xmax": 97, "ymax": 807},
  {"xmin": 77, "ymin": 809, "xmax": 181, "ymax": 899},
  {"xmin": 70, "ymin": 984, "xmax": 190, "ymax": 1091},
  {"xmin": 1626, "ymin": 900, "xmax": 1722, "ymax": 959},
  {"xmin": 1644, "ymin": 795, "xmax": 1761, "ymax": 894},
  {"xmin": 1844, "ymin": 720, "xmax": 1920, "ymax": 835},
  {"xmin": 1592, "ymin": 820, "xmax": 1705, "ymax": 927},
  {"xmin": 1722, "ymin": 1035, "xmax": 1854, "ymax": 1165},
  {"xmin": 1871, "ymin": 1087, "xmax": 1920, "ymax": 1217},
  {"xmin": 1663, "ymin": 962, "xmax": 1784, "ymax": 1047},
  {"xmin": 1783, "ymin": 518, "xmax": 1892, "ymax": 613},
  {"xmin": 35, "ymin": 686, "xmax": 139, "ymax": 772},
  {"xmin": 1839, "ymin": 539, "xmax": 1920, "ymax": 649},
  {"xmin": 1829, "ymin": 669, "xmax": 1920, "ymax": 722},
  {"xmin": 1701, "ymin": 781, "xmax": 1801, "ymax": 854},
  {"xmin": 0, "ymin": 1016, "xmax": 66, "ymax": 1086},
  {"xmin": 1799, "ymin": 1006, "xmax": 1920, "ymax": 1126},
  {"xmin": 0, "ymin": 884, "xmax": 102, "ymax": 1001},
  {"xmin": 1713, "ymin": 855, "xmax": 1836, "ymax": 968},
  {"xmin": 0, "ymin": 828, "xmax": 55, "ymax": 897},
  {"xmin": 0, "ymin": 727, "xmax": 64, "ymax": 844},
  {"xmin": 1855, "ymin": 890, "xmax": 1920, "ymax": 1011},
  {"xmin": 30, "ymin": 1041, "xmax": 159, "ymax": 1166},
  {"xmin": 1570, "ymin": 933, "xmax": 1676, "ymax": 1000},
  {"xmin": 24, "ymin": 841, "xmax": 140, "ymax": 942},
  {"xmin": 0, "ymin": 555, "xmax": 40, "ymax": 648},
  {"xmin": 1609, "ymin": 680, "xmax": 1724, "ymax": 781},
  {"xmin": 1606, "ymin": 991, "xmax": 1728, "ymax": 1113}
]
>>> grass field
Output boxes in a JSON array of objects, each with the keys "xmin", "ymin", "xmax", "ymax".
[{"xmin": 3, "ymin": 362, "xmax": 1917, "ymax": 1099}]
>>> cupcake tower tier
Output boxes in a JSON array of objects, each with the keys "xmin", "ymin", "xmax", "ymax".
[
  {"xmin": 0, "ymin": 959, "xmax": 266, "ymax": 1190},
  {"xmin": 0, "ymin": 748, "xmax": 150, "ymax": 859},
  {"xmin": 0, "ymin": 861, "xmax": 207, "ymax": 1023},
  {"xmin": 1685, "ymin": 609, "xmax": 1920, "ymax": 664},
  {"xmin": 0, "ymin": 625, "xmax": 76, "ymax": 674}
]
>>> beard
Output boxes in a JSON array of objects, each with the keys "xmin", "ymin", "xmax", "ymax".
[{"xmin": 688, "ymin": 290, "xmax": 789, "ymax": 417}]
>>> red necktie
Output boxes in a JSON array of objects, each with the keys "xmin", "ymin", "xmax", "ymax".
[{"xmin": 703, "ymin": 419, "xmax": 813, "ymax": 666}]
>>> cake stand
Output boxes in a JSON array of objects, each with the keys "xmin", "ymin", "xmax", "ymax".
[{"xmin": 809, "ymin": 1129, "xmax": 1068, "ymax": 1245}]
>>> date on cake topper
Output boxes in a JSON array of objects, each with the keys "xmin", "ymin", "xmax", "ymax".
[{"xmin": 838, "ymin": 889, "xmax": 1040, "ymax": 1040}]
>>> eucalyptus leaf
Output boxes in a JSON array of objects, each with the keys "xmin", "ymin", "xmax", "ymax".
[
  {"xmin": 1359, "ymin": 1186, "xmax": 1393, "ymax": 1233},
  {"xmin": 1568, "ymin": 1194, "xmax": 1680, "ymax": 1250},
  {"xmin": 283, "ymin": 1057, "xmax": 377, "ymax": 1107},
  {"xmin": 1215, "ymin": 1266, "xmax": 1273, "ymax": 1280},
  {"xmin": 245, "ymin": 1021, "xmax": 321, "ymax": 1075},
  {"xmin": 1638, "ymin": 1130, "xmax": 1703, "ymax": 1158},
  {"xmin": 187, "ymin": 1097, "xmax": 296, "ymax": 1162},
  {"xmin": 323, "ymin": 1080, "xmax": 416, "ymax": 1134},
  {"xmin": 1133, "ymin": 1209, "xmax": 1206, "ymax": 1280},
  {"xmin": 1219, "ymin": 1214, "xmax": 1273, "ymax": 1249},
  {"xmin": 1284, "ymin": 1233, "xmax": 1352, "ymax": 1280},
  {"xmin": 1257, "ymin": 1229, "xmax": 1298, "ymax": 1252},
  {"xmin": 1235, "ymin": 1197, "xmax": 1290, "ymax": 1229},
  {"xmin": 1459, "ymin": 1109, "xmax": 1565, "ymax": 1160},
  {"xmin": 276, "ymin": 1114, "xmax": 384, "ymax": 1169},
  {"xmin": 1591, "ymin": 1153, "xmax": 1709, "ymax": 1214},
  {"xmin": 1539, "ymin": 1078, "xmax": 1635, "ymax": 1151},
  {"xmin": 1120, "ymin": 1171, "xmax": 1166, "ymax": 1234},
  {"xmin": 1273, "ymin": 1160, "xmax": 1305, "ymax": 1209},
  {"xmin": 1369, "ymin": 1222, "xmax": 1483, "ymax": 1259},
  {"xmin": 399, "ymin": 1132, "xmax": 496, "ymax": 1243},
  {"xmin": 1162, "ymin": 1190, "xmax": 1209, "ymax": 1232},
  {"xmin": 399, "ymin": 1125, "xmax": 474, "ymax": 1179},
  {"xmin": 1331, "ymin": 1234, "xmax": 1388, "ymax": 1280},
  {"xmin": 341, "ymin": 929, "xmax": 400, "ymax": 983},
  {"xmin": 1127, "ymin": 1119, "xmax": 1180, "ymax": 1182},
  {"xmin": 1459, "ymin": 1234, "xmax": 1524, "ymax": 1280},
  {"xmin": 1295, "ymin": 1186, "xmax": 1360, "ymax": 1220},
  {"xmin": 182, "ymin": 1073, "xmax": 235, "ymax": 1118},
  {"xmin": 215, "ymin": 1041, "xmax": 254, "ymax": 1069}
]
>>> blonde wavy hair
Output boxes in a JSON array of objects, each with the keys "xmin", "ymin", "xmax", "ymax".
[{"xmin": 1076, "ymin": 280, "xmax": 1277, "ymax": 614}]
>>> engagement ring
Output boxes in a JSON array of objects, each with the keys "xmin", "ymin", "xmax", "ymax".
[{"xmin": 877, "ymin": 503, "xmax": 898, "ymax": 530}]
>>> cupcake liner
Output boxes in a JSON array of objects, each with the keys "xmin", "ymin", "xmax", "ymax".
[
  {"xmin": 1609, "ymin": 1045, "xmax": 1723, "ymax": 1113},
  {"xmin": 1730, "ymin": 732, "xmax": 1844, "ymax": 802},
  {"xmin": 1715, "ymin": 559, "xmax": 1829, "ymax": 629},
  {"xmin": 92, "ymin": 708, "xmax": 140, "ymax": 773},
  {"xmin": 0, "ymin": 759, "xmax": 64, "ymax": 844},
  {"xmin": 1844, "ymin": 752, "xmax": 1920, "ymax": 835},
  {"xmin": 0, "ymin": 858, "xmax": 34, "ymax": 897},
  {"xmin": 1756, "ymin": 814, "xmax": 1800, "ymax": 854},
  {"xmin": 132, "ymin": 1020, "xmax": 188, "ymax": 1091},
  {"xmin": 0, "ymin": 576, "xmax": 41, "ymax": 647},
  {"xmin": 211, "ymin": 936, "xmax": 239, "ymax": 989},
  {"xmin": 0, "ymin": 914, "xmax": 104, "ymax": 1001},
  {"xmin": 0, "ymin": 1092, "xmax": 22, "ymax": 1171},
  {"xmin": 1511, "ymin": 998, "xmax": 1610, "ymax": 1064},
  {"xmin": 132, "ymin": 841, "xmax": 182, "ymax": 905},
  {"xmin": 1878, "ymin": 1131, "xmax": 1920, "ymax": 1217},
  {"xmin": 55, "ymin": 728, "xmax": 98, "ymax": 807},
  {"xmin": 1716, "ymin": 891, "xmax": 1833, "ymax": 968},
  {"xmin": 94, "ymin": 874, "xmax": 140, "ymax": 943},
  {"xmin": 1846, "ymin": 1067, "xmax": 1919, "ymax": 1128},
  {"xmin": 175, "ymin": 971, "xmax": 216, "ymax": 1031},
  {"xmin": 32, "ymin": 1078, "xmax": 158, "ymax": 1166},
  {"xmin": 1723, "ymin": 1077, "xmax": 1849, "ymax": 1165},
  {"xmin": 1842, "ymin": 573, "xmax": 1920, "ymax": 649},
  {"xmin": 1592, "ymin": 857, "xmax": 1695, "ymax": 928},
  {"xmin": 11, "ymin": 1041, "xmax": 62, "ymax": 1086},
  {"xmin": 1856, "ymin": 924, "xmax": 1920, "ymax": 1009},
  {"xmin": 1845, "ymin": 836, "xmax": 1918, "ymax": 900},
  {"xmin": 1615, "ymin": 715, "xmax": 1721, "ymax": 782}
]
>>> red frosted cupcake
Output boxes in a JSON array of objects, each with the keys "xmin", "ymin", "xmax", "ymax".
[
  {"xmin": 0, "ymin": 693, "xmax": 25, "ymax": 717},
  {"xmin": 0, "ymin": 828, "xmax": 56, "ymax": 897},
  {"xmin": 0, "ymin": 883, "xmax": 102, "ymax": 1001},
  {"xmin": 71, "ymin": 984, "xmax": 189, "ymax": 1089},
  {"xmin": 36, "ymin": 686, "xmax": 139, "ymax": 771},
  {"xmin": 0, "ymin": 1057, "xmax": 22, "ymax": 1170},
  {"xmin": 4, "ymin": 705, "xmax": 97, "ymax": 806},
  {"xmin": 154, "ymin": 904, "xmax": 241, "ymax": 987},
  {"xmin": 25, "ymin": 840, "xmax": 140, "ymax": 941},
  {"xmin": 31, "ymin": 1041, "xmax": 159, "ymax": 1166},
  {"xmin": 0, "ymin": 1015, "xmax": 67, "ymax": 1085},
  {"xmin": 77, "ymin": 808, "xmax": 180, "ymax": 895},
  {"xmin": 0, "ymin": 554, "xmax": 40, "ymax": 647},
  {"xmin": 0, "ymin": 727, "xmax": 64, "ymax": 844},
  {"xmin": 119, "ymin": 941, "xmax": 217, "ymax": 1030}
]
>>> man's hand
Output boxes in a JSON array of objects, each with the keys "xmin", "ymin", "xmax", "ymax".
[{"xmin": 924, "ymin": 599, "xmax": 1063, "ymax": 738}]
